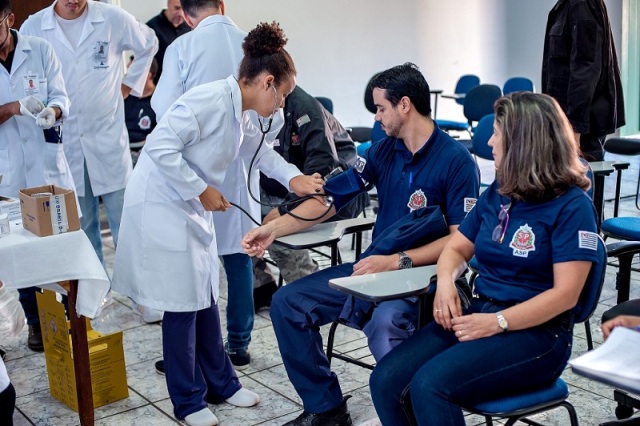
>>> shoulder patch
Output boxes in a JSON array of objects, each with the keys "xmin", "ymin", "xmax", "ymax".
[
  {"xmin": 578, "ymin": 231, "xmax": 598, "ymax": 251},
  {"xmin": 296, "ymin": 114, "xmax": 311, "ymax": 127},
  {"xmin": 464, "ymin": 198, "xmax": 477, "ymax": 213}
]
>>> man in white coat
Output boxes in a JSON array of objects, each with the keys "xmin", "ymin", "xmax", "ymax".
[
  {"xmin": 0, "ymin": 0, "xmax": 74, "ymax": 352},
  {"xmin": 20, "ymin": 0, "xmax": 158, "ymax": 267},
  {"xmin": 152, "ymin": 0, "xmax": 300, "ymax": 371}
]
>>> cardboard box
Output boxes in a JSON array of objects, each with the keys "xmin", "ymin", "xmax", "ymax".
[
  {"xmin": 19, "ymin": 185, "xmax": 80, "ymax": 236},
  {"xmin": 0, "ymin": 195, "xmax": 21, "ymax": 221},
  {"xmin": 36, "ymin": 290, "xmax": 129, "ymax": 411}
]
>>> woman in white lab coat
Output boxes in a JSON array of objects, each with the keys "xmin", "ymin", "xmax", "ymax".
[{"xmin": 112, "ymin": 22, "xmax": 323, "ymax": 426}]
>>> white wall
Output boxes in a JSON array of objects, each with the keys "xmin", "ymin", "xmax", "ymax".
[{"xmin": 120, "ymin": 0, "xmax": 622, "ymax": 128}]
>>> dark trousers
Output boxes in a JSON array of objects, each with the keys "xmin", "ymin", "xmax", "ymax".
[
  {"xmin": 162, "ymin": 301, "xmax": 241, "ymax": 420},
  {"xmin": 18, "ymin": 287, "xmax": 68, "ymax": 326},
  {"xmin": 270, "ymin": 262, "xmax": 419, "ymax": 414},
  {"xmin": 369, "ymin": 298, "xmax": 574, "ymax": 426},
  {"xmin": 580, "ymin": 134, "xmax": 607, "ymax": 161},
  {"xmin": 0, "ymin": 382, "xmax": 15, "ymax": 426}
]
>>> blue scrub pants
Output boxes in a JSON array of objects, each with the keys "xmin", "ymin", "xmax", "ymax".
[
  {"xmin": 270, "ymin": 262, "xmax": 419, "ymax": 414},
  {"xmin": 162, "ymin": 301, "xmax": 241, "ymax": 419},
  {"xmin": 221, "ymin": 253, "xmax": 254, "ymax": 351},
  {"xmin": 369, "ymin": 298, "xmax": 574, "ymax": 426},
  {"xmin": 79, "ymin": 163, "xmax": 125, "ymax": 264}
]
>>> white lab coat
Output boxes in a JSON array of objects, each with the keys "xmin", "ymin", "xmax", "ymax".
[
  {"xmin": 151, "ymin": 14, "xmax": 298, "ymax": 255},
  {"xmin": 0, "ymin": 32, "xmax": 75, "ymax": 199},
  {"xmin": 20, "ymin": 1, "xmax": 158, "ymax": 197},
  {"xmin": 112, "ymin": 77, "xmax": 298, "ymax": 311}
]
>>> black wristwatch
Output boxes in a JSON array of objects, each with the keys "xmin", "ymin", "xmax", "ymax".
[{"xmin": 398, "ymin": 251, "xmax": 413, "ymax": 269}]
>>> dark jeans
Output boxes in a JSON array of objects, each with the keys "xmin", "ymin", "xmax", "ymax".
[
  {"xmin": 18, "ymin": 288, "xmax": 68, "ymax": 326},
  {"xmin": 0, "ymin": 382, "xmax": 15, "ymax": 426},
  {"xmin": 369, "ymin": 298, "xmax": 574, "ymax": 426},
  {"xmin": 580, "ymin": 134, "xmax": 606, "ymax": 161}
]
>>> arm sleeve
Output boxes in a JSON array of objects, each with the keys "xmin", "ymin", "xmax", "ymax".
[
  {"xmin": 566, "ymin": 4, "xmax": 603, "ymax": 133},
  {"xmin": 143, "ymin": 103, "xmax": 211, "ymax": 201},
  {"xmin": 444, "ymin": 157, "xmax": 481, "ymax": 225},
  {"xmin": 41, "ymin": 39, "xmax": 69, "ymax": 121},
  {"xmin": 120, "ymin": 12, "xmax": 159, "ymax": 98},
  {"xmin": 552, "ymin": 192, "xmax": 601, "ymax": 264},
  {"xmin": 151, "ymin": 43, "xmax": 184, "ymax": 120}
]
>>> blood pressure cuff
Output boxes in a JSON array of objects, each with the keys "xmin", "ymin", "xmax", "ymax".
[
  {"xmin": 43, "ymin": 126, "xmax": 62, "ymax": 144},
  {"xmin": 277, "ymin": 167, "xmax": 369, "ymax": 216}
]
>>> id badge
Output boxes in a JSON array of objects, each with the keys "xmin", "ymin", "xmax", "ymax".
[
  {"xmin": 93, "ymin": 41, "xmax": 109, "ymax": 69},
  {"xmin": 23, "ymin": 72, "xmax": 40, "ymax": 97}
]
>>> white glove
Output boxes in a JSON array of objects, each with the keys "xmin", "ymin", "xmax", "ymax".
[
  {"xmin": 0, "ymin": 281, "xmax": 26, "ymax": 337},
  {"xmin": 36, "ymin": 107, "xmax": 57, "ymax": 129},
  {"xmin": 18, "ymin": 95, "xmax": 45, "ymax": 118}
]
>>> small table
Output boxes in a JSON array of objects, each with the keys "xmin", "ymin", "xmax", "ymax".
[
  {"xmin": 0, "ymin": 223, "xmax": 110, "ymax": 426},
  {"xmin": 274, "ymin": 217, "xmax": 375, "ymax": 266}
]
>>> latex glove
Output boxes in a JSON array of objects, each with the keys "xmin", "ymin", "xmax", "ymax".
[
  {"xmin": 18, "ymin": 95, "xmax": 45, "ymax": 118},
  {"xmin": 0, "ymin": 281, "xmax": 26, "ymax": 337},
  {"xmin": 36, "ymin": 107, "xmax": 56, "ymax": 129}
]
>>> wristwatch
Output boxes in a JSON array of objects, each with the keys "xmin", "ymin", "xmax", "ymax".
[
  {"xmin": 398, "ymin": 251, "xmax": 413, "ymax": 269},
  {"xmin": 496, "ymin": 311, "xmax": 508, "ymax": 332}
]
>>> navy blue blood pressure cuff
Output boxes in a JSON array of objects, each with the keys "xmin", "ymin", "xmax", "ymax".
[
  {"xmin": 43, "ymin": 126, "xmax": 62, "ymax": 144},
  {"xmin": 322, "ymin": 167, "xmax": 368, "ymax": 211}
]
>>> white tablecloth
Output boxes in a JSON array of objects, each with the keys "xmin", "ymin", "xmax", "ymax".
[{"xmin": 0, "ymin": 222, "xmax": 109, "ymax": 318}]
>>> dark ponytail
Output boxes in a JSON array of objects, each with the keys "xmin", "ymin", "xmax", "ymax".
[{"xmin": 238, "ymin": 21, "xmax": 296, "ymax": 86}]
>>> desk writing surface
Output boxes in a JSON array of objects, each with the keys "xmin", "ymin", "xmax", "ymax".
[
  {"xmin": 329, "ymin": 265, "xmax": 436, "ymax": 302},
  {"xmin": 275, "ymin": 217, "xmax": 375, "ymax": 250},
  {"xmin": 0, "ymin": 224, "xmax": 109, "ymax": 318}
]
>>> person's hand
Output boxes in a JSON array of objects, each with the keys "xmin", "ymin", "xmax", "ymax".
[
  {"xmin": 121, "ymin": 84, "xmax": 132, "ymax": 99},
  {"xmin": 0, "ymin": 281, "xmax": 26, "ymax": 337},
  {"xmin": 433, "ymin": 278, "xmax": 463, "ymax": 330},
  {"xmin": 351, "ymin": 255, "xmax": 395, "ymax": 276},
  {"xmin": 263, "ymin": 207, "xmax": 281, "ymax": 224},
  {"xmin": 242, "ymin": 225, "xmax": 277, "ymax": 257},
  {"xmin": 451, "ymin": 313, "xmax": 500, "ymax": 342},
  {"xmin": 36, "ymin": 107, "xmax": 56, "ymax": 129},
  {"xmin": 18, "ymin": 95, "xmax": 45, "ymax": 118},
  {"xmin": 601, "ymin": 315, "xmax": 640, "ymax": 339},
  {"xmin": 199, "ymin": 186, "xmax": 231, "ymax": 212},
  {"xmin": 289, "ymin": 173, "xmax": 324, "ymax": 197}
]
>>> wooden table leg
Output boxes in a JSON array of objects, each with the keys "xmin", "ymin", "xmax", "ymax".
[{"xmin": 67, "ymin": 279, "xmax": 94, "ymax": 425}]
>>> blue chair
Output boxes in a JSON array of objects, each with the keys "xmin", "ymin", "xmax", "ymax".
[
  {"xmin": 463, "ymin": 236, "xmax": 607, "ymax": 426},
  {"xmin": 315, "ymin": 96, "xmax": 333, "ymax": 114},
  {"xmin": 503, "ymin": 77, "xmax": 535, "ymax": 95},
  {"xmin": 472, "ymin": 113, "xmax": 495, "ymax": 160},
  {"xmin": 436, "ymin": 74, "xmax": 482, "ymax": 132}
]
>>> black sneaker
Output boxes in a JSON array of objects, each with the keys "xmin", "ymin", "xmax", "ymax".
[
  {"xmin": 284, "ymin": 396, "xmax": 353, "ymax": 426},
  {"xmin": 225, "ymin": 344, "xmax": 251, "ymax": 370},
  {"xmin": 155, "ymin": 360, "xmax": 165, "ymax": 375},
  {"xmin": 27, "ymin": 325, "xmax": 44, "ymax": 352}
]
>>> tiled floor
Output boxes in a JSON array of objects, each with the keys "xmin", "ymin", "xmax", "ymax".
[{"xmin": 2, "ymin": 155, "xmax": 640, "ymax": 426}]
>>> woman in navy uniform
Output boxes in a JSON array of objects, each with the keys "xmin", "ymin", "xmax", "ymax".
[{"xmin": 370, "ymin": 92, "xmax": 602, "ymax": 425}]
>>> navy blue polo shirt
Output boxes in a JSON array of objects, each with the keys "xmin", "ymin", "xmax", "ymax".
[
  {"xmin": 361, "ymin": 125, "xmax": 479, "ymax": 240},
  {"xmin": 459, "ymin": 181, "xmax": 600, "ymax": 303}
]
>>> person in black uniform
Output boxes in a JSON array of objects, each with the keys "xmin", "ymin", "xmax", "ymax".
[
  {"xmin": 252, "ymin": 85, "xmax": 367, "ymax": 310},
  {"xmin": 145, "ymin": 0, "xmax": 190, "ymax": 84},
  {"xmin": 542, "ymin": 0, "xmax": 625, "ymax": 161},
  {"xmin": 124, "ymin": 58, "xmax": 158, "ymax": 168}
]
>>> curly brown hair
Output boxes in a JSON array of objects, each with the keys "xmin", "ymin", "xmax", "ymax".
[{"xmin": 238, "ymin": 21, "xmax": 296, "ymax": 86}]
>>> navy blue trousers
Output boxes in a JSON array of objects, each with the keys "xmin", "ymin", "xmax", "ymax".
[
  {"xmin": 271, "ymin": 262, "xmax": 419, "ymax": 413},
  {"xmin": 162, "ymin": 300, "xmax": 241, "ymax": 419},
  {"xmin": 369, "ymin": 298, "xmax": 574, "ymax": 426}
]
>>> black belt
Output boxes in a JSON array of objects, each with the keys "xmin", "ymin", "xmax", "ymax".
[{"xmin": 474, "ymin": 293, "xmax": 518, "ymax": 308}]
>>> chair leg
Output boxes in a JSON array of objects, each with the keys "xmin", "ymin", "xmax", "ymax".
[
  {"xmin": 585, "ymin": 318, "xmax": 594, "ymax": 351},
  {"xmin": 561, "ymin": 400, "xmax": 580, "ymax": 426},
  {"xmin": 616, "ymin": 254, "xmax": 634, "ymax": 304},
  {"xmin": 326, "ymin": 321, "xmax": 340, "ymax": 367}
]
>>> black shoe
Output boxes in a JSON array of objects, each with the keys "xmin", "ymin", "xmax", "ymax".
[
  {"xmin": 284, "ymin": 396, "xmax": 352, "ymax": 426},
  {"xmin": 254, "ymin": 281, "xmax": 278, "ymax": 312},
  {"xmin": 27, "ymin": 325, "xmax": 44, "ymax": 352},
  {"xmin": 0, "ymin": 348, "xmax": 5, "ymax": 360},
  {"xmin": 600, "ymin": 417, "xmax": 640, "ymax": 426},
  {"xmin": 155, "ymin": 360, "xmax": 165, "ymax": 375},
  {"xmin": 226, "ymin": 346, "xmax": 251, "ymax": 370}
]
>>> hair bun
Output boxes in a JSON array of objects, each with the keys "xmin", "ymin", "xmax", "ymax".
[{"xmin": 243, "ymin": 21, "xmax": 288, "ymax": 57}]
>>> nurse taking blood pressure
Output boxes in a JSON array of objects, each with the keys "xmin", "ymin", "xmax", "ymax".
[{"xmin": 112, "ymin": 22, "xmax": 322, "ymax": 426}]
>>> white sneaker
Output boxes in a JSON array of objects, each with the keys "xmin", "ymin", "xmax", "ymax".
[
  {"xmin": 225, "ymin": 387, "xmax": 260, "ymax": 407},
  {"xmin": 132, "ymin": 301, "xmax": 163, "ymax": 323},
  {"xmin": 184, "ymin": 407, "xmax": 218, "ymax": 426}
]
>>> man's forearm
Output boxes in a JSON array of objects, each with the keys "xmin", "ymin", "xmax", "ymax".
[
  {"xmin": 0, "ymin": 101, "xmax": 19, "ymax": 125},
  {"xmin": 268, "ymin": 197, "xmax": 336, "ymax": 238}
]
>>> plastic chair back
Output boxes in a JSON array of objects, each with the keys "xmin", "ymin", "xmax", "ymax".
[
  {"xmin": 315, "ymin": 96, "xmax": 333, "ymax": 114},
  {"xmin": 454, "ymin": 74, "xmax": 481, "ymax": 105},
  {"xmin": 503, "ymin": 77, "xmax": 535, "ymax": 95},
  {"xmin": 572, "ymin": 235, "xmax": 607, "ymax": 323},
  {"xmin": 471, "ymin": 114, "xmax": 494, "ymax": 160},
  {"xmin": 463, "ymin": 84, "xmax": 502, "ymax": 123}
]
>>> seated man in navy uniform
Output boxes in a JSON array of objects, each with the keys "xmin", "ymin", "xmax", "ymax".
[{"xmin": 242, "ymin": 63, "xmax": 480, "ymax": 426}]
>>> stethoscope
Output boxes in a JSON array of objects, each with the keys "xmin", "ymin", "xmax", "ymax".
[{"xmin": 228, "ymin": 84, "xmax": 335, "ymax": 225}]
